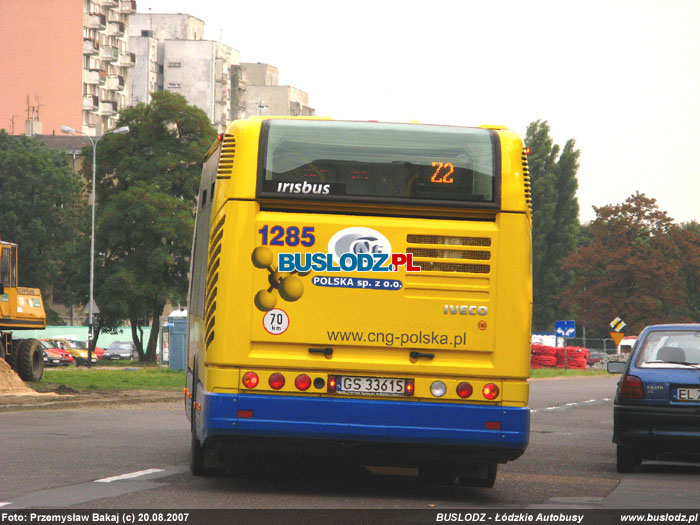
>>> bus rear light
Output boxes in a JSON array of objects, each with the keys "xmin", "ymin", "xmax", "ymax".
[
  {"xmin": 430, "ymin": 381, "xmax": 446, "ymax": 397},
  {"xmin": 313, "ymin": 377, "xmax": 325, "ymax": 389},
  {"xmin": 295, "ymin": 374, "xmax": 311, "ymax": 391},
  {"xmin": 456, "ymin": 382, "xmax": 473, "ymax": 398},
  {"xmin": 405, "ymin": 379, "xmax": 415, "ymax": 396},
  {"xmin": 485, "ymin": 421, "xmax": 501, "ymax": 430},
  {"xmin": 327, "ymin": 375, "xmax": 337, "ymax": 393},
  {"xmin": 269, "ymin": 373, "xmax": 285, "ymax": 390},
  {"xmin": 242, "ymin": 371, "xmax": 259, "ymax": 389},
  {"xmin": 483, "ymin": 383, "xmax": 499, "ymax": 400},
  {"xmin": 620, "ymin": 375, "xmax": 645, "ymax": 399},
  {"xmin": 237, "ymin": 410, "xmax": 253, "ymax": 418}
]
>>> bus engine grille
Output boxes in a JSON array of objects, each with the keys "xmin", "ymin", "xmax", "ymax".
[{"xmin": 406, "ymin": 235, "xmax": 491, "ymax": 274}]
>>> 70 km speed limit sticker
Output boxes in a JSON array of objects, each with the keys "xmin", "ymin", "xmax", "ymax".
[{"xmin": 263, "ymin": 308, "xmax": 289, "ymax": 335}]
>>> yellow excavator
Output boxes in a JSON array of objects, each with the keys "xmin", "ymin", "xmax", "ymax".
[{"xmin": 0, "ymin": 237, "xmax": 46, "ymax": 381}]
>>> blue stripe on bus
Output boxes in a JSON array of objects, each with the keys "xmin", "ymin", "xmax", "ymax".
[{"xmin": 200, "ymin": 392, "xmax": 529, "ymax": 449}]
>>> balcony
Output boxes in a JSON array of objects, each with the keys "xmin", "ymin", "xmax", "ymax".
[
  {"xmin": 83, "ymin": 69, "xmax": 102, "ymax": 85},
  {"xmin": 83, "ymin": 38, "xmax": 99, "ymax": 55},
  {"xmin": 118, "ymin": 0, "xmax": 136, "ymax": 13},
  {"xmin": 101, "ymin": 0, "xmax": 118, "ymax": 6},
  {"xmin": 117, "ymin": 52, "xmax": 136, "ymax": 67},
  {"xmin": 106, "ymin": 75, "xmax": 125, "ymax": 91},
  {"xmin": 107, "ymin": 20, "xmax": 125, "ymax": 36},
  {"xmin": 83, "ymin": 95, "xmax": 99, "ymax": 111},
  {"xmin": 88, "ymin": 13, "xmax": 106, "ymax": 29},
  {"xmin": 99, "ymin": 100, "xmax": 118, "ymax": 116},
  {"xmin": 100, "ymin": 45, "xmax": 118, "ymax": 62}
]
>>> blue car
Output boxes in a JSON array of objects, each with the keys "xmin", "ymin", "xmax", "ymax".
[{"xmin": 608, "ymin": 324, "xmax": 700, "ymax": 472}]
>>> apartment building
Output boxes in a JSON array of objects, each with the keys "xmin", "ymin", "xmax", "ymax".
[
  {"xmin": 243, "ymin": 62, "xmax": 315, "ymax": 118},
  {"xmin": 127, "ymin": 13, "xmax": 240, "ymax": 131},
  {"xmin": 0, "ymin": 0, "xmax": 136, "ymax": 136}
]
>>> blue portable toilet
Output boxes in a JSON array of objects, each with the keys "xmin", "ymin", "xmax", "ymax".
[{"xmin": 168, "ymin": 310, "xmax": 187, "ymax": 371}]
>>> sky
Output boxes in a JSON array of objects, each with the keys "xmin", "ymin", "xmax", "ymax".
[{"xmin": 137, "ymin": 0, "xmax": 700, "ymax": 224}]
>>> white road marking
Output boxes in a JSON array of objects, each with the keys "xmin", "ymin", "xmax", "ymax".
[
  {"xmin": 94, "ymin": 468, "xmax": 165, "ymax": 483},
  {"xmin": 0, "ymin": 502, "xmax": 12, "ymax": 507},
  {"xmin": 531, "ymin": 397, "xmax": 612, "ymax": 414}
]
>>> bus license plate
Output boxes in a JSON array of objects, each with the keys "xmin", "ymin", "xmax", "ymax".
[
  {"xmin": 337, "ymin": 376, "xmax": 406, "ymax": 395},
  {"xmin": 675, "ymin": 388, "xmax": 700, "ymax": 401}
]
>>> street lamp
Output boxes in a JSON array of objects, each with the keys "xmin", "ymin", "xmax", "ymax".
[{"xmin": 61, "ymin": 124, "xmax": 129, "ymax": 366}]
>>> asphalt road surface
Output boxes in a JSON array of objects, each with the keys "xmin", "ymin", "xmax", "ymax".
[{"xmin": 2, "ymin": 376, "xmax": 699, "ymax": 510}]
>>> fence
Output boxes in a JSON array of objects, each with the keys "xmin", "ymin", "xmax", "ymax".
[{"xmin": 561, "ymin": 337, "xmax": 617, "ymax": 354}]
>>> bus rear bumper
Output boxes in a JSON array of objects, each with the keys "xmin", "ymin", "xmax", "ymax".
[{"xmin": 199, "ymin": 392, "xmax": 529, "ymax": 463}]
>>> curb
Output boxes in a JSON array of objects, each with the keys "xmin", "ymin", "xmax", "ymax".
[{"xmin": 0, "ymin": 392, "xmax": 181, "ymax": 413}]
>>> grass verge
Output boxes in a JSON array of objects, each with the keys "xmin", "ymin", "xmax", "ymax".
[
  {"xmin": 30, "ymin": 366, "xmax": 185, "ymax": 392},
  {"xmin": 530, "ymin": 367, "xmax": 609, "ymax": 379}
]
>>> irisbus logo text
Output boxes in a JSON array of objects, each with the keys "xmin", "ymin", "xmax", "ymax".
[{"xmin": 278, "ymin": 252, "xmax": 421, "ymax": 273}]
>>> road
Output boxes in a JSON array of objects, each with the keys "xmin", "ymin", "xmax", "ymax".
[{"xmin": 1, "ymin": 376, "xmax": 699, "ymax": 510}]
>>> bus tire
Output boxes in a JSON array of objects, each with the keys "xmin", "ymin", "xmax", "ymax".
[
  {"xmin": 17, "ymin": 338, "xmax": 44, "ymax": 382},
  {"xmin": 458, "ymin": 461, "xmax": 497, "ymax": 488}
]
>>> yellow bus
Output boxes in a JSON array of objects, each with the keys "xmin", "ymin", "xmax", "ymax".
[{"xmin": 186, "ymin": 117, "xmax": 532, "ymax": 487}]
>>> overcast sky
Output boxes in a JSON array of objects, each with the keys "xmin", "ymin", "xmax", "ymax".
[{"xmin": 138, "ymin": 0, "xmax": 700, "ymax": 224}]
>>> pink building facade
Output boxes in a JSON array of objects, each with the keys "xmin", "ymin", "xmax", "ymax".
[{"xmin": 0, "ymin": 0, "xmax": 135, "ymax": 137}]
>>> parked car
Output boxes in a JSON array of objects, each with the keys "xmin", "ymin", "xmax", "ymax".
[
  {"xmin": 608, "ymin": 324, "xmax": 700, "ymax": 472},
  {"xmin": 39, "ymin": 339, "xmax": 73, "ymax": 366},
  {"xmin": 103, "ymin": 341, "xmax": 139, "ymax": 361},
  {"xmin": 587, "ymin": 350, "xmax": 608, "ymax": 367},
  {"xmin": 49, "ymin": 338, "xmax": 97, "ymax": 366},
  {"xmin": 66, "ymin": 339, "xmax": 103, "ymax": 360}
]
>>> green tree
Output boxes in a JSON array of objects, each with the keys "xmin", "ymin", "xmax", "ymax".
[
  {"xmin": 86, "ymin": 91, "xmax": 216, "ymax": 360},
  {"xmin": 526, "ymin": 120, "xmax": 580, "ymax": 331},
  {"xmin": 559, "ymin": 192, "xmax": 688, "ymax": 336},
  {"xmin": 0, "ymin": 131, "xmax": 88, "ymax": 323}
]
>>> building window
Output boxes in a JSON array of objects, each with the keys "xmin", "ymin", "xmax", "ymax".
[
  {"xmin": 141, "ymin": 30, "xmax": 153, "ymax": 37},
  {"xmin": 167, "ymin": 83, "xmax": 181, "ymax": 89},
  {"xmin": 167, "ymin": 61, "xmax": 181, "ymax": 68}
]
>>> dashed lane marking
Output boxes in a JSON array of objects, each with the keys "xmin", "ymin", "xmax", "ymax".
[
  {"xmin": 95, "ymin": 468, "xmax": 165, "ymax": 483},
  {"xmin": 531, "ymin": 398, "xmax": 612, "ymax": 414}
]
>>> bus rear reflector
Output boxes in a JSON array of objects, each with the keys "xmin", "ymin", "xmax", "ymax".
[
  {"xmin": 456, "ymin": 382, "xmax": 473, "ymax": 399},
  {"xmin": 295, "ymin": 374, "xmax": 311, "ymax": 391},
  {"xmin": 327, "ymin": 375, "xmax": 337, "ymax": 393},
  {"xmin": 269, "ymin": 373, "xmax": 285, "ymax": 390},
  {"xmin": 485, "ymin": 421, "xmax": 501, "ymax": 430},
  {"xmin": 238, "ymin": 410, "xmax": 253, "ymax": 418}
]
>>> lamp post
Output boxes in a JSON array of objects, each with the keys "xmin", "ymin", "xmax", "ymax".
[{"xmin": 61, "ymin": 124, "xmax": 129, "ymax": 366}]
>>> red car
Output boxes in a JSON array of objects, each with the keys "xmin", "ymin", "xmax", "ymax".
[{"xmin": 39, "ymin": 339, "xmax": 74, "ymax": 366}]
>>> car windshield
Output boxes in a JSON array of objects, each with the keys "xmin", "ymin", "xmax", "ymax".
[
  {"xmin": 69, "ymin": 340, "xmax": 87, "ymax": 348},
  {"xmin": 39, "ymin": 340, "xmax": 54, "ymax": 350},
  {"xmin": 635, "ymin": 330, "xmax": 700, "ymax": 368}
]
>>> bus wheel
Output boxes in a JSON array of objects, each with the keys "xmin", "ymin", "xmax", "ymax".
[
  {"xmin": 458, "ymin": 461, "xmax": 497, "ymax": 488},
  {"xmin": 418, "ymin": 465, "xmax": 457, "ymax": 485}
]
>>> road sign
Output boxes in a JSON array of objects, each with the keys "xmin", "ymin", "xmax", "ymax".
[
  {"xmin": 610, "ymin": 317, "xmax": 626, "ymax": 332},
  {"xmin": 610, "ymin": 332, "xmax": 625, "ymax": 346},
  {"xmin": 555, "ymin": 320, "xmax": 576, "ymax": 338},
  {"xmin": 83, "ymin": 298, "xmax": 100, "ymax": 315}
]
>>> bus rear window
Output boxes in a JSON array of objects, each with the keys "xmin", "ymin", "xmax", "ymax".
[{"xmin": 259, "ymin": 120, "xmax": 498, "ymax": 206}]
